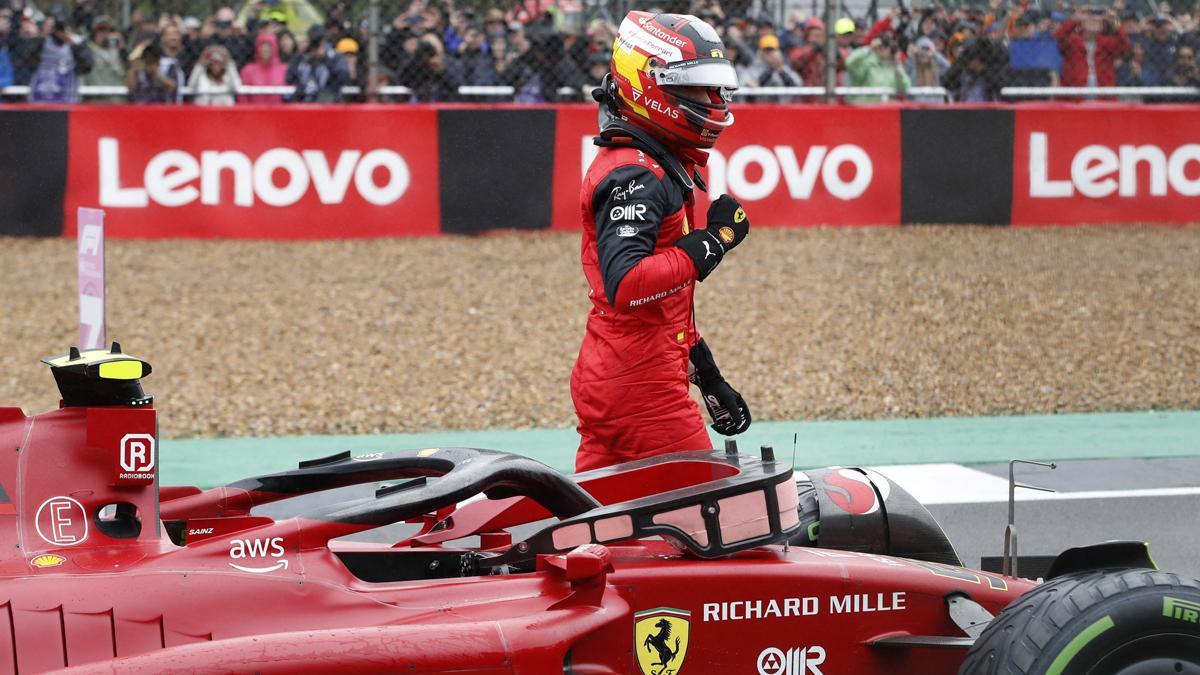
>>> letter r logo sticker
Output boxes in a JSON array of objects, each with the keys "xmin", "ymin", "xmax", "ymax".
[{"xmin": 120, "ymin": 433, "xmax": 156, "ymax": 472}]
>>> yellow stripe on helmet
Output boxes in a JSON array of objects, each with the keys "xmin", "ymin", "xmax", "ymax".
[{"xmin": 611, "ymin": 42, "xmax": 650, "ymax": 119}]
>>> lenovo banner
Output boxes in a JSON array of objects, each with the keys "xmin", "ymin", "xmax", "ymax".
[
  {"xmin": 4, "ymin": 104, "xmax": 1197, "ymax": 238},
  {"xmin": 552, "ymin": 106, "xmax": 902, "ymax": 230},
  {"xmin": 1012, "ymin": 106, "xmax": 1200, "ymax": 226},
  {"xmin": 64, "ymin": 107, "xmax": 440, "ymax": 238}
]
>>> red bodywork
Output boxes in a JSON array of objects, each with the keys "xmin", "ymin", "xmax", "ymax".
[{"xmin": 0, "ymin": 402, "xmax": 1034, "ymax": 674}]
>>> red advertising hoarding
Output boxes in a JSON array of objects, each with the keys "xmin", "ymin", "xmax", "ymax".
[
  {"xmin": 1012, "ymin": 106, "xmax": 1200, "ymax": 226},
  {"xmin": 64, "ymin": 106, "xmax": 440, "ymax": 239},
  {"xmin": 552, "ymin": 105, "xmax": 902, "ymax": 231}
]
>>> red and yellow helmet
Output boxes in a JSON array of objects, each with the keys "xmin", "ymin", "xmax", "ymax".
[{"xmin": 609, "ymin": 11, "xmax": 739, "ymax": 149}]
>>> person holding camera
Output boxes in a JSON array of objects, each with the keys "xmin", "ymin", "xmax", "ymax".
[
  {"xmin": 845, "ymin": 33, "xmax": 910, "ymax": 102},
  {"xmin": 83, "ymin": 14, "xmax": 124, "ymax": 102},
  {"xmin": 19, "ymin": 9, "xmax": 93, "ymax": 102},
  {"xmin": 125, "ymin": 39, "xmax": 181, "ymax": 103},
  {"xmin": 1053, "ymin": 5, "xmax": 1129, "ymax": 89},
  {"xmin": 1166, "ymin": 45, "xmax": 1200, "ymax": 99},
  {"xmin": 196, "ymin": 7, "xmax": 252, "ymax": 69},
  {"xmin": 188, "ymin": 43, "xmax": 239, "ymax": 104}
]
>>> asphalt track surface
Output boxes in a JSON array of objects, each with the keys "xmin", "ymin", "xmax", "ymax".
[{"xmin": 890, "ymin": 458, "xmax": 1200, "ymax": 579}]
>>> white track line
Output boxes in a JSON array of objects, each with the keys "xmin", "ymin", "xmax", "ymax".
[{"xmin": 800, "ymin": 464, "xmax": 1200, "ymax": 506}]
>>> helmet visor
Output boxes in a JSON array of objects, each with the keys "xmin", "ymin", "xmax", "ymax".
[{"xmin": 654, "ymin": 58, "xmax": 739, "ymax": 90}]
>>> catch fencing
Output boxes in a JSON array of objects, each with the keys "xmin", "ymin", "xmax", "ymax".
[{"xmin": 3, "ymin": 0, "xmax": 1200, "ymax": 104}]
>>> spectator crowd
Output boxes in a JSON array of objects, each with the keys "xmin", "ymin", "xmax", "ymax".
[{"xmin": 2, "ymin": 0, "xmax": 1199, "ymax": 103}]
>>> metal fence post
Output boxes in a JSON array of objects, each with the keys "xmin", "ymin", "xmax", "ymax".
[
  {"xmin": 823, "ymin": 0, "xmax": 835, "ymax": 102},
  {"xmin": 367, "ymin": 0, "xmax": 381, "ymax": 102}
]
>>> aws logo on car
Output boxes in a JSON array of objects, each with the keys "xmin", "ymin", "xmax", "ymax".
[
  {"xmin": 228, "ymin": 536, "xmax": 289, "ymax": 574},
  {"xmin": 634, "ymin": 607, "xmax": 690, "ymax": 675}
]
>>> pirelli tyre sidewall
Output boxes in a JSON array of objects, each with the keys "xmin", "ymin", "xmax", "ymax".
[{"xmin": 960, "ymin": 568, "xmax": 1200, "ymax": 675}]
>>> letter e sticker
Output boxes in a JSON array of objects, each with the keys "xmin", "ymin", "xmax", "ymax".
[{"xmin": 35, "ymin": 497, "xmax": 88, "ymax": 547}]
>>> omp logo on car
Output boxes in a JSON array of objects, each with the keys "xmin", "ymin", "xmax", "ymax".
[
  {"xmin": 1028, "ymin": 132, "xmax": 1200, "ymax": 198},
  {"xmin": 1165, "ymin": 597, "xmax": 1200, "ymax": 624},
  {"xmin": 119, "ymin": 433, "xmax": 156, "ymax": 478},
  {"xmin": 228, "ymin": 536, "xmax": 289, "ymax": 574},
  {"xmin": 757, "ymin": 646, "xmax": 826, "ymax": 675},
  {"xmin": 634, "ymin": 607, "xmax": 690, "ymax": 675},
  {"xmin": 97, "ymin": 138, "xmax": 411, "ymax": 208},
  {"xmin": 35, "ymin": 496, "xmax": 88, "ymax": 547}
]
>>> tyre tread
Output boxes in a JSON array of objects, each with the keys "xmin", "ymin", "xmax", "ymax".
[{"xmin": 959, "ymin": 568, "xmax": 1200, "ymax": 675}]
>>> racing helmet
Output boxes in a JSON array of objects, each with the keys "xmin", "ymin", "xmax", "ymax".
[{"xmin": 606, "ymin": 11, "xmax": 738, "ymax": 149}]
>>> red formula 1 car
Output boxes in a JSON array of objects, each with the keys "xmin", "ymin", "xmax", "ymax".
[{"xmin": 2, "ymin": 345, "xmax": 1198, "ymax": 674}]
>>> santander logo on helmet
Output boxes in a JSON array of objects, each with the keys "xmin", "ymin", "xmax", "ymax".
[{"xmin": 608, "ymin": 11, "xmax": 738, "ymax": 149}]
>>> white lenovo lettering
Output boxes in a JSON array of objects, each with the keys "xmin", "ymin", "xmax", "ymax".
[
  {"xmin": 701, "ymin": 144, "xmax": 873, "ymax": 201},
  {"xmin": 1029, "ymin": 132, "xmax": 1200, "ymax": 198},
  {"xmin": 705, "ymin": 144, "xmax": 878, "ymax": 199},
  {"xmin": 580, "ymin": 137, "xmax": 875, "ymax": 201},
  {"xmin": 98, "ymin": 138, "xmax": 411, "ymax": 208}
]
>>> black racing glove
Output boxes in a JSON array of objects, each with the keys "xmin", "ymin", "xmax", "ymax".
[
  {"xmin": 688, "ymin": 339, "xmax": 752, "ymax": 436},
  {"xmin": 674, "ymin": 195, "xmax": 750, "ymax": 281}
]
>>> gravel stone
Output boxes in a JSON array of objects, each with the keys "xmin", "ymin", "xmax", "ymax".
[{"xmin": 1, "ymin": 226, "xmax": 1196, "ymax": 438}]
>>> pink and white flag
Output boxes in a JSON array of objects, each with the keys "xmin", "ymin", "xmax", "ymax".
[{"xmin": 77, "ymin": 208, "xmax": 105, "ymax": 350}]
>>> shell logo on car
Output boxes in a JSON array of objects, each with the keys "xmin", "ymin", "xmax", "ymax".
[{"xmin": 30, "ymin": 554, "xmax": 66, "ymax": 568}]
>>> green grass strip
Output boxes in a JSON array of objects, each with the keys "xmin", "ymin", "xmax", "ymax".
[
  {"xmin": 1046, "ymin": 615, "xmax": 1115, "ymax": 675},
  {"xmin": 161, "ymin": 410, "xmax": 1200, "ymax": 488}
]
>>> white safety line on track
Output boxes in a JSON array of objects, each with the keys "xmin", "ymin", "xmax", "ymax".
[{"xmin": 801, "ymin": 464, "xmax": 1200, "ymax": 506}]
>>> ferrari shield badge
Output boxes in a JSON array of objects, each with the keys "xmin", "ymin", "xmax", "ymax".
[{"xmin": 634, "ymin": 607, "xmax": 690, "ymax": 675}]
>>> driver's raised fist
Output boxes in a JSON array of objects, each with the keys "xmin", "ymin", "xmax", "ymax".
[{"xmin": 706, "ymin": 194, "xmax": 749, "ymax": 251}]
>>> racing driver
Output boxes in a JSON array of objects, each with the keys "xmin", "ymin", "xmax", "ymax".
[{"xmin": 572, "ymin": 11, "xmax": 752, "ymax": 472}]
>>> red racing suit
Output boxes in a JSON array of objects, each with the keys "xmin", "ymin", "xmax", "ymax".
[{"xmin": 571, "ymin": 137, "xmax": 712, "ymax": 472}]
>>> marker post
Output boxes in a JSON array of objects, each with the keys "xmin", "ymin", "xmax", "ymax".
[{"xmin": 77, "ymin": 208, "xmax": 106, "ymax": 350}]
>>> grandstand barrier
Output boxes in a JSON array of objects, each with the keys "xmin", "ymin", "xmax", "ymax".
[
  {"xmin": 6, "ymin": 85, "xmax": 1199, "ymax": 102},
  {"xmin": 0, "ymin": 103, "xmax": 1197, "ymax": 238}
]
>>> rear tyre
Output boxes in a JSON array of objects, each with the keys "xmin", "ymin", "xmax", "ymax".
[{"xmin": 959, "ymin": 568, "xmax": 1200, "ymax": 675}]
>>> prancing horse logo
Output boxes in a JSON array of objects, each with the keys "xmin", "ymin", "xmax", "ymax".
[{"xmin": 634, "ymin": 607, "xmax": 691, "ymax": 674}]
